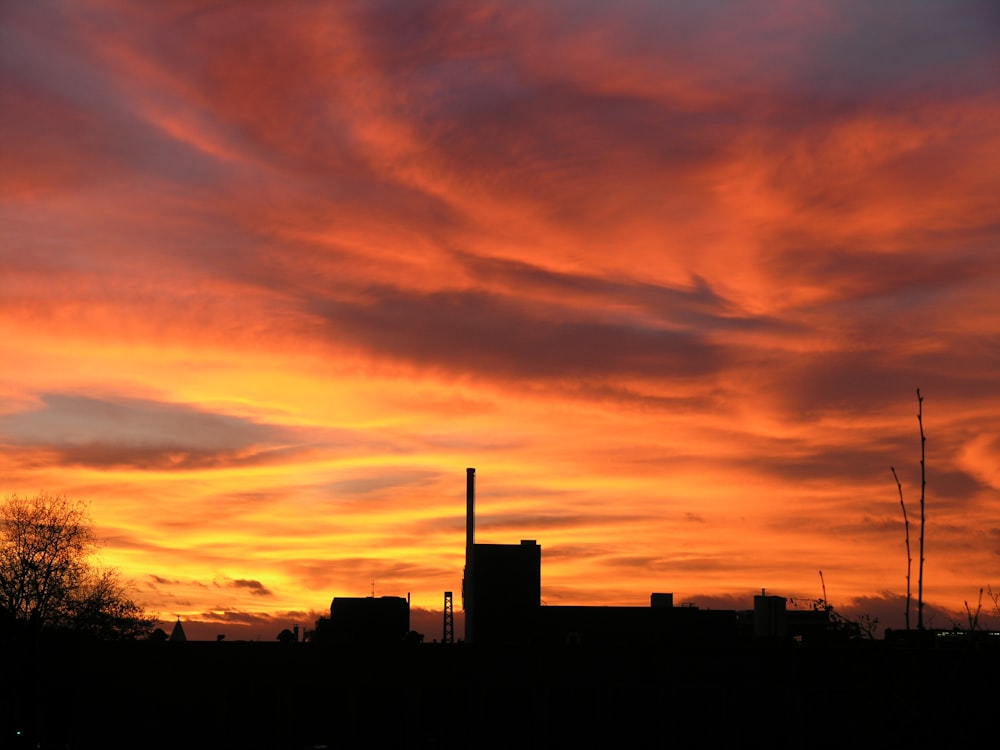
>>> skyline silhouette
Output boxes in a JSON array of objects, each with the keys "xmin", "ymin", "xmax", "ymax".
[
  {"xmin": 2, "ymin": 0, "xmax": 999, "ymax": 642},
  {"xmin": 6, "ymin": 560, "xmax": 999, "ymax": 749},
  {"xmin": 6, "ymin": 484, "xmax": 998, "ymax": 748},
  {"xmin": 152, "ymin": 465, "xmax": 999, "ymax": 643}
]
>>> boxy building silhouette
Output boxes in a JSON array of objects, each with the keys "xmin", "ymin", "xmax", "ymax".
[
  {"xmin": 312, "ymin": 595, "xmax": 410, "ymax": 644},
  {"xmin": 464, "ymin": 540, "xmax": 541, "ymax": 645},
  {"xmin": 462, "ymin": 467, "xmax": 541, "ymax": 645},
  {"xmin": 459, "ymin": 467, "xmax": 853, "ymax": 647}
]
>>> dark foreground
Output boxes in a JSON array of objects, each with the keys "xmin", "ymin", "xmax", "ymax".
[{"xmin": 4, "ymin": 636, "xmax": 998, "ymax": 749}]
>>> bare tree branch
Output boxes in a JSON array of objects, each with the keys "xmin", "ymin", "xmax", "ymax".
[
  {"xmin": 891, "ymin": 466, "xmax": 911, "ymax": 631},
  {"xmin": 916, "ymin": 388, "xmax": 926, "ymax": 630}
]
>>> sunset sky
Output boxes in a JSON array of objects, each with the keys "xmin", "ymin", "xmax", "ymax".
[{"xmin": 2, "ymin": 0, "xmax": 999, "ymax": 640}]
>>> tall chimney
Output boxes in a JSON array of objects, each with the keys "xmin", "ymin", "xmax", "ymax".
[
  {"xmin": 463, "ymin": 468, "xmax": 475, "ymax": 642},
  {"xmin": 466, "ymin": 467, "xmax": 476, "ymax": 559}
]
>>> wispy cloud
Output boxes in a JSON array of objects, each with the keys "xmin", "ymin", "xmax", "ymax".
[
  {"xmin": 2, "ymin": 0, "xmax": 998, "ymax": 633},
  {"xmin": 0, "ymin": 394, "xmax": 307, "ymax": 470}
]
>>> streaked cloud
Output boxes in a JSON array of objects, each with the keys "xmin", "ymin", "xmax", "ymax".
[
  {"xmin": 0, "ymin": 393, "xmax": 307, "ymax": 469},
  {"xmin": 1, "ymin": 0, "xmax": 998, "ymax": 637},
  {"xmin": 227, "ymin": 579, "xmax": 273, "ymax": 597}
]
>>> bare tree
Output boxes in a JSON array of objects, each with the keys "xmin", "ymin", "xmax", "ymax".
[
  {"xmin": 892, "ymin": 390, "xmax": 927, "ymax": 630},
  {"xmin": 964, "ymin": 588, "xmax": 983, "ymax": 631},
  {"xmin": 0, "ymin": 492, "xmax": 153, "ymax": 639},
  {"xmin": 916, "ymin": 388, "xmax": 926, "ymax": 630},
  {"xmin": 854, "ymin": 612, "xmax": 880, "ymax": 640},
  {"xmin": 891, "ymin": 466, "xmax": 911, "ymax": 630}
]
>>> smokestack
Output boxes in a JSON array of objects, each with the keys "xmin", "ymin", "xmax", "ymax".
[
  {"xmin": 463, "ymin": 468, "xmax": 475, "ymax": 642},
  {"xmin": 466, "ymin": 467, "xmax": 475, "ymax": 559}
]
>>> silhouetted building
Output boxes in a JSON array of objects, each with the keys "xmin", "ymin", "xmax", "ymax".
[
  {"xmin": 461, "ymin": 466, "xmax": 543, "ymax": 645},
  {"xmin": 465, "ymin": 540, "xmax": 541, "ymax": 645},
  {"xmin": 787, "ymin": 606, "xmax": 857, "ymax": 644},
  {"xmin": 754, "ymin": 591, "xmax": 788, "ymax": 638},
  {"xmin": 650, "ymin": 592, "xmax": 674, "ymax": 608},
  {"xmin": 455, "ymin": 467, "xmax": 863, "ymax": 650},
  {"xmin": 316, "ymin": 596, "xmax": 410, "ymax": 644},
  {"xmin": 535, "ymin": 595, "xmax": 743, "ymax": 647}
]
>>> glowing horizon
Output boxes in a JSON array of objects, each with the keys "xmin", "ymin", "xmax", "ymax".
[{"xmin": 2, "ymin": 0, "xmax": 999, "ymax": 638}]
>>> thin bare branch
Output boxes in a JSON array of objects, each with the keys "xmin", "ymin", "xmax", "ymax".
[
  {"xmin": 916, "ymin": 388, "xmax": 926, "ymax": 630},
  {"xmin": 891, "ymin": 466, "xmax": 911, "ymax": 631},
  {"xmin": 964, "ymin": 588, "xmax": 983, "ymax": 631}
]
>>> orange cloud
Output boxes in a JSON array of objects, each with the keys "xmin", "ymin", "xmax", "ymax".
[{"xmin": 2, "ymin": 0, "xmax": 998, "ymax": 638}]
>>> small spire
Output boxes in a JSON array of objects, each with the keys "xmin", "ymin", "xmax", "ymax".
[{"xmin": 169, "ymin": 616, "xmax": 187, "ymax": 642}]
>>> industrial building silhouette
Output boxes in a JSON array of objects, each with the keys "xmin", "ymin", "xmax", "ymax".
[{"xmin": 320, "ymin": 467, "xmax": 852, "ymax": 648}]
